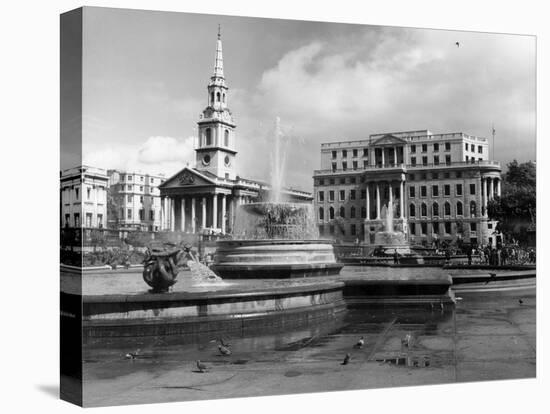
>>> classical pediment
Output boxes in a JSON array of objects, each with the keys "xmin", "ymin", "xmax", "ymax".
[
  {"xmin": 159, "ymin": 167, "xmax": 217, "ymax": 189},
  {"xmin": 371, "ymin": 134, "xmax": 407, "ymax": 146}
]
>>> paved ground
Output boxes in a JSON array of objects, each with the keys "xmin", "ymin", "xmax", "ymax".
[{"xmin": 82, "ymin": 287, "xmax": 535, "ymax": 407}]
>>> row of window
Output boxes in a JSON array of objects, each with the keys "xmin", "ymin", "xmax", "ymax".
[
  {"xmin": 120, "ymin": 208, "xmax": 156, "ymax": 221},
  {"xmin": 121, "ymin": 184, "xmax": 158, "ymax": 193},
  {"xmin": 316, "ymin": 170, "xmax": 466, "ymax": 186},
  {"xmin": 331, "ymin": 148, "xmax": 368, "ymax": 159},
  {"xmin": 210, "ymin": 90, "xmax": 226, "ymax": 105},
  {"xmin": 465, "ymin": 143, "xmax": 483, "ymax": 153},
  {"xmin": 121, "ymin": 175, "xmax": 161, "ymax": 184},
  {"xmin": 408, "ymin": 200, "xmax": 477, "ymax": 218},
  {"xmin": 126, "ymin": 195, "xmax": 159, "ymax": 204},
  {"xmin": 410, "ymin": 183, "xmax": 474, "ymax": 197},
  {"xmin": 411, "ymin": 155, "xmax": 452, "ymax": 166},
  {"xmin": 64, "ymin": 212, "xmax": 103, "ymax": 228},
  {"xmin": 62, "ymin": 186, "xmax": 106, "ymax": 203},
  {"xmin": 319, "ymin": 206, "xmax": 369, "ymax": 220},
  {"xmin": 410, "ymin": 142, "xmax": 451, "ymax": 153},
  {"xmin": 409, "ymin": 221, "xmax": 477, "ymax": 236},
  {"xmin": 203, "ymin": 128, "xmax": 230, "ymax": 147},
  {"xmin": 319, "ymin": 223, "xmax": 361, "ymax": 237}
]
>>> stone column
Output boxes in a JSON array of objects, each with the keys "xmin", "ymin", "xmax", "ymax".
[
  {"xmin": 212, "ymin": 194, "xmax": 218, "ymax": 229},
  {"xmin": 400, "ymin": 180, "xmax": 404, "ymax": 218},
  {"xmin": 365, "ymin": 183, "xmax": 370, "ymax": 220},
  {"xmin": 202, "ymin": 197, "xmax": 207, "ymax": 229},
  {"xmin": 160, "ymin": 196, "xmax": 165, "ymax": 230},
  {"xmin": 489, "ymin": 177, "xmax": 494, "ymax": 201},
  {"xmin": 170, "ymin": 198, "xmax": 175, "ymax": 231},
  {"xmin": 496, "ymin": 178, "xmax": 501, "ymax": 197},
  {"xmin": 388, "ymin": 182, "xmax": 393, "ymax": 211},
  {"xmin": 221, "ymin": 194, "xmax": 227, "ymax": 234},
  {"xmin": 481, "ymin": 178, "xmax": 486, "ymax": 217},
  {"xmin": 376, "ymin": 183, "xmax": 381, "ymax": 219},
  {"xmin": 381, "ymin": 148, "xmax": 385, "ymax": 166},
  {"xmin": 180, "ymin": 198, "xmax": 186, "ymax": 232},
  {"xmin": 191, "ymin": 197, "xmax": 196, "ymax": 233},
  {"xmin": 394, "ymin": 146, "xmax": 397, "ymax": 165}
]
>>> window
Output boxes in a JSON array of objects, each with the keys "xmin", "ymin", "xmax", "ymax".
[
  {"xmin": 432, "ymin": 172, "xmax": 439, "ymax": 179},
  {"xmin": 86, "ymin": 187, "xmax": 91, "ymax": 200},
  {"xmin": 329, "ymin": 207, "xmax": 335, "ymax": 219},
  {"xmin": 409, "ymin": 203, "xmax": 416, "ymax": 217},
  {"xmin": 471, "ymin": 158, "xmax": 476, "ymax": 164},
  {"xmin": 332, "ymin": 151, "xmax": 337, "ymax": 159},
  {"xmin": 216, "ymin": 92, "xmax": 221, "ymax": 102},
  {"xmin": 205, "ymin": 128, "xmax": 212, "ymax": 145},
  {"xmin": 456, "ymin": 184, "xmax": 463, "ymax": 196},
  {"xmin": 445, "ymin": 222, "xmax": 451, "ymax": 234},
  {"xmin": 351, "ymin": 224, "xmax": 356, "ymax": 236},
  {"xmin": 432, "ymin": 185, "xmax": 439, "ymax": 197},
  {"xmin": 411, "ymin": 144, "xmax": 416, "ymax": 153},
  {"xmin": 422, "ymin": 144, "xmax": 427, "ymax": 152},
  {"xmin": 361, "ymin": 189, "xmax": 366, "ymax": 199},
  {"xmin": 139, "ymin": 209, "xmax": 145, "ymax": 220},
  {"xmin": 223, "ymin": 93, "xmax": 226, "ymax": 103},
  {"xmin": 350, "ymin": 206, "xmax": 356, "ymax": 218},
  {"xmin": 456, "ymin": 171, "xmax": 462, "ymax": 178},
  {"xmin": 339, "ymin": 206, "xmax": 345, "ymax": 218},
  {"xmin": 97, "ymin": 214, "xmax": 103, "ymax": 227},
  {"xmin": 363, "ymin": 160, "xmax": 369, "ymax": 168},
  {"xmin": 339, "ymin": 190, "xmax": 345, "ymax": 201},
  {"xmin": 127, "ymin": 194, "xmax": 133, "ymax": 203},
  {"xmin": 140, "ymin": 186, "xmax": 143, "ymax": 192},
  {"xmin": 151, "ymin": 178, "xmax": 154, "ymax": 183},
  {"xmin": 350, "ymin": 190, "xmax": 356, "ymax": 200},
  {"xmin": 139, "ymin": 196, "xmax": 143, "ymax": 203},
  {"xmin": 420, "ymin": 186, "xmax": 427, "ymax": 197},
  {"xmin": 421, "ymin": 222, "xmax": 427, "ymax": 235},
  {"xmin": 411, "ymin": 157, "xmax": 417, "ymax": 166},
  {"xmin": 363, "ymin": 148, "xmax": 368, "ymax": 157},
  {"xmin": 127, "ymin": 185, "xmax": 132, "ymax": 191},
  {"xmin": 352, "ymin": 161, "xmax": 358, "ymax": 170},
  {"xmin": 445, "ymin": 142, "xmax": 451, "ymax": 151},
  {"xmin": 478, "ymin": 158, "xmax": 482, "ymax": 162},
  {"xmin": 85, "ymin": 213, "xmax": 92, "ymax": 227},
  {"xmin": 434, "ymin": 155, "xmax": 440, "ymax": 165},
  {"xmin": 422, "ymin": 156, "xmax": 428, "ymax": 165},
  {"xmin": 329, "ymin": 178, "xmax": 335, "ymax": 185},
  {"xmin": 75, "ymin": 187, "xmax": 79, "ymax": 200},
  {"xmin": 444, "ymin": 172, "xmax": 450, "ymax": 179},
  {"xmin": 329, "ymin": 225, "xmax": 335, "ymax": 235},
  {"xmin": 444, "ymin": 202, "xmax": 451, "ymax": 216},
  {"xmin": 128, "ymin": 175, "xmax": 132, "ymax": 181},
  {"xmin": 342, "ymin": 162, "xmax": 347, "ymax": 171},
  {"xmin": 410, "ymin": 223, "xmax": 416, "ymax": 235},
  {"xmin": 64, "ymin": 214, "xmax": 70, "ymax": 227},
  {"xmin": 478, "ymin": 145, "xmax": 483, "ymax": 154},
  {"xmin": 329, "ymin": 191, "xmax": 335, "ymax": 201},
  {"xmin": 318, "ymin": 191, "xmax": 324, "ymax": 202},
  {"xmin": 469, "ymin": 183, "xmax": 476, "ymax": 195},
  {"xmin": 470, "ymin": 201, "xmax": 477, "ymax": 217},
  {"xmin": 421, "ymin": 173, "xmax": 427, "ymax": 180},
  {"xmin": 319, "ymin": 207, "xmax": 324, "ymax": 220},
  {"xmin": 409, "ymin": 174, "xmax": 415, "ymax": 181},
  {"xmin": 421, "ymin": 203, "xmax": 427, "ymax": 217},
  {"xmin": 332, "ymin": 162, "xmax": 337, "ymax": 172},
  {"xmin": 74, "ymin": 213, "xmax": 80, "ymax": 227},
  {"xmin": 444, "ymin": 185, "xmax": 450, "ymax": 196},
  {"xmin": 342, "ymin": 150, "xmax": 348, "ymax": 158},
  {"xmin": 409, "ymin": 186, "xmax": 415, "ymax": 198},
  {"xmin": 353, "ymin": 149, "xmax": 358, "ymax": 157},
  {"xmin": 465, "ymin": 143, "xmax": 468, "ymax": 151},
  {"xmin": 127, "ymin": 208, "xmax": 132, "ymax": 219},
  {"xmin": 465, "ymin": 155, "xmax": 469, "ymax": 162},
  {"xmin": 361, "ymin": 206, "xmax": 367, "ymax": 218},
  {"xmin": 210, "ymin": 91, "xmax": 214, "ymax": 104},
  {"xmin": 224, "ymin": 130, "xmax": 229, "ymax": 146},
  {"xmin": 432, "ymin": 202, "xmax": 439, "ymax": 217},
  {"xmin": 150, "ymin": 210, "xmax": 155, "ymax": 220},
  {"xmin": 140, "ymin": 176, "xmax": 144, "ymax": 182},
  {"xmin": 470, "ymin": 222, "xmax": 477, "ymax": 232},
  {"xmin": 433, "ymin": 143, "xmax": 439, "ymax": 152},
  {"xmin": 457, "ymin": 201, "xmax": 463, "ymax": 216}
]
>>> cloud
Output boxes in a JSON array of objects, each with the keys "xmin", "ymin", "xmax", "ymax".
[{"xmin": 83, "ymin": 135, "xmax": 195, "ymax": 176}]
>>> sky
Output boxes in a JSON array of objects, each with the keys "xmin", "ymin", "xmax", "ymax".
[{"xmin": 76, "ymin": 6, "xmax": 536, "ymax": 192}]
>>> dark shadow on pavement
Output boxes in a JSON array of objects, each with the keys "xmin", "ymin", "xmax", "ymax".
[{"xmin": 36, "ymin": 384, "xmax": 59, "ymax": 399}]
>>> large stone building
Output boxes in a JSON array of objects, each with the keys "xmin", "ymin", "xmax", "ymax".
[
  {"xmin": 107, "ymin": 170, "xmax": 166, "ymax": 231},
  {"xmin": 313, "ymin": 130, "xmax": 502, "ymax": 247},
  {"xmin": 158, "ymin": 30, "xmax": 311, "ymax": 234},
  {"xmin": 60, "ymin": 166, "xmax": 108, "ymax": 228}
]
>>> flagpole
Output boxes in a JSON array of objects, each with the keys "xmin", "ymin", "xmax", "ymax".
[{"xmin": 491, "ymin": 124, "xmax": 495, "ymax": 160}]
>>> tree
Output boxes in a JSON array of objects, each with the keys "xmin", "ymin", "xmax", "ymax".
[{"xmin": 488, "ymin": 160, "xmax": 536, "ymax": 244}]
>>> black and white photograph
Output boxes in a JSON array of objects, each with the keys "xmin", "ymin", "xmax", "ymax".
[
  {"xmin": 4, "ymin": 1, "xmax": 547, "ymax": 412},
  {"xmin": 57, "ymin": 5, "xmax": 539, "ymax": 408}
]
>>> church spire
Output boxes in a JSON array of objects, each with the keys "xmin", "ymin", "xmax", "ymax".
[{"xmin": 213, "ymin": 24, "xmax": 224, "ymax": 79}]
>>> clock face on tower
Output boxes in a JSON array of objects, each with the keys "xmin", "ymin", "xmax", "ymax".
[
  {"xmin": 202, "ymin": 154, "xmax": 211, "ymax": 166},
  {"xmin": 224, "ymin": 155, "xmax": 231, "ymax": 166}
]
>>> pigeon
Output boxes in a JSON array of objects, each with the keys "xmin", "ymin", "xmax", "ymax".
[
  {"xmin": 354, "ymin": 336, "xmax": 365, "ymax": 349},
  {"xmin": 218, "ymin": 344, "xmax": 231, "ymax": 356},
  {"xmin": 518, "ymin": 299, "xmax": 524, "ymax": 305},
  {"xmin": 455, "ymin": 41, "xmax": 460, "ymax": 47},
  {"xmin": 125, "ymin": 349, "xmax": 140, "ymax": 359},
  {"xmin": 341, "ymin": 353, "xmax": 351, "ymax": 365},
  {"xmin": 219, "ymin": 337, "xmax": 231, "ymax": 348},
  {"xmin": 196, "ymin": 360, "xmax": 207, "ymax": 373}
]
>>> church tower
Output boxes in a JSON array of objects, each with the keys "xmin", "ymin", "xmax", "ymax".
[{"xmin": 195, "ymin": 27, "xmax": 237, "ymax": 180}]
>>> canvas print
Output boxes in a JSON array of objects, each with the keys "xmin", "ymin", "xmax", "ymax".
[{"xmin": 60, "ymin": 6, "xmax": 536, "ymax": 407}]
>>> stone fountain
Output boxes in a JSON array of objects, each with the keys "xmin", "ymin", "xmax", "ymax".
[{"xmin": 211, "ymin": 118, "xmax": 344, "ymax": 279}]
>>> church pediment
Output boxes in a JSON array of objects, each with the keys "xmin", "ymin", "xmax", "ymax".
[
  {"xmin": 372, "ymin": 134, "xmax": 407, "ymax": 146},
  {"xmin": 159, "ymin": 167, "xmax": 217, "ymax": 189}
]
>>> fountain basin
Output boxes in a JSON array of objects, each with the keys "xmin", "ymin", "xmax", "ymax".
[{"xmin": 211, "ymin": 239, "xmax": 344, "ymax": 279}]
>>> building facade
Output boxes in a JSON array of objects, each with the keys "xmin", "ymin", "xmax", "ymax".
[
  {"xmin": 60, "ymin": 166, "xmax": 108, "ymax": 228},
  {"xmin": 107, "ymin": 170, "xmax": 165, "ymax": 231},
  {"xmin": 158, "ymin": 30, "xmax": 312, "ymax": 234},
  {"xmin": 313, "ymin": 130, "xmax": 502, "ymax": 247}
]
